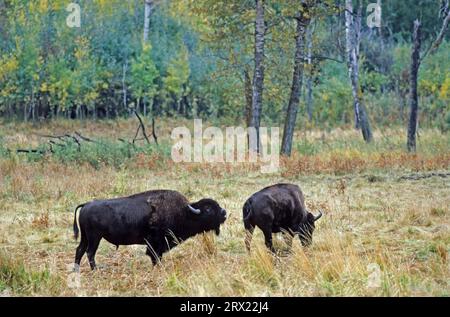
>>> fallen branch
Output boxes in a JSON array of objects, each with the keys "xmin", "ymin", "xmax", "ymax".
[
  {"xmin": 48, "ymin": 140, "xmax": 66, "ymax": 148},
  {"xmin": 34, "ymin": 133, "xmax": 82, "ymax": 151},
  {"xmin": 152, "ymin": 117, "xmax": 158, "ymax": 145},
  {"xmin": 399, "ymin": 172, "xmax": 450, "ymax": 181},
  {"xmin": 132, "ymin": 124, "xmax": 141, "ymax": 145},
  {"xmin": 34, "ymin": 133, "xmax": 68, "ymax": 139},
  {"xmin": 134, "ymin": 110, "xmax": 151, "ymax": 145},
  {"xmin": 16, "ymin": 149, "xmax": 46, "ymax": 154},
  {"xmin": 74, "ymin": 132, "xmax": 98, "ymax": 143}
]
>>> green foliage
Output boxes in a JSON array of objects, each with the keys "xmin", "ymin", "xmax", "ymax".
[
  {"xmin": 442, "ymin": 111, "xmax": 450, "ymax": 132},
  {"xmin": 295, "ymin": 138, "xmax": 320, "ymax": 156},
  {"xmin": 0, "ymin": 0, "xmax": 448, "ymax": 128},
  {"xmin": 163, "ymin": 46, "xmax": 190, "ymax": 103},
  {"xmin": 130, "ymin": 44, "xmax": 159, "ymax": 102},
  {"xmin": 22, "ymin": 140, "xmax": 170, "ymax": 169},
  {"xmin": 0, "ymin": 251, "xmax": 61, "ymax": 295},
  {"xmin": 313, "ymin": 62, "xmax": 353, "ymax": 126},
  {"xmin": 0, "ymin": 137, "xmax": 9, "ymax": 158}
]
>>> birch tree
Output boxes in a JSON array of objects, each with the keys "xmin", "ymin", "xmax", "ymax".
[
  {"xmin": 281, "ymin": 1, "xmax": 312, "ymax": 156},
  {"xmin": 249, "ymin": 0, "xmax": 266, "ymax": 153},
  {"xmin": 144, "ymin": 0, "xmax": 154, "ymax": 43},
  {"xmin": 305, "ymin": 18, "xmax": 315, "ymax": 123},
  {"xmin": 345, "ymin": 0, "xmax": 373, "ymax": 143}
]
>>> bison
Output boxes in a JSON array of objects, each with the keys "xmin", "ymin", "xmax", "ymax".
[
  {"xmin": 73, "ymin": 190, "xmax": 227, "ymax": 271},
  {"xmin": 242, "ymin": 183, "xmax": 322, "ymax": 252}
]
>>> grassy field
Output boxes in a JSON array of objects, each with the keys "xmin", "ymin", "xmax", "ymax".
[{"xmin": 0, "ymin": 119, "xmax": 449, "ymax": 296}]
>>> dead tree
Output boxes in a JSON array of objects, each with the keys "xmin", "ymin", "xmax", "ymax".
[
  {"xmin": 133, "ymin": 110, "xmax": 158, "ymax": 145},
  {"xmin": 407, "ymin": 2, "xmax": 450, "ymax": 152},
  {"xmin": 407, "ymin": 20, "xmax": 421, "ymax": 153}
]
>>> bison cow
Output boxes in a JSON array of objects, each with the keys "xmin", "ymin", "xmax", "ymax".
[
  {"xmin": 243, "ymin": 184, "xmax": 322, "ymax": 252},
  {"xmin": 73, "ymin": 190, "xmax": 227, "ymax": 271}
]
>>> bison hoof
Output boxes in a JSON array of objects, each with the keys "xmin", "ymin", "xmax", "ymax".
[{"xmin": 73, "ymin": 264, "xmax": 80, "ymax": 273}]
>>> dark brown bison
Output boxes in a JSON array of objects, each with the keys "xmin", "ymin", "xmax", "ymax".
[
  {"xmin": 242, "ymin": 184, "xmax": 322, "ymax": 252},
  {"xmin": 73, "ymin": 190, "xmax": 227, "ymax": 271}
]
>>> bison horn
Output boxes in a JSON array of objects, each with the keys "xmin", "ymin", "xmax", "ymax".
[
  {"xmin": 188, "ymin": 204, "xmax": 201, "ymax": 215},
  {"xmin": 314, "ymin": 211, "xmax": 323, "ymax": 222}
]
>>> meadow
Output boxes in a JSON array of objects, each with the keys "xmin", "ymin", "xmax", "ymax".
[{"xmin": 0, "ymin": 119, "xmax": 449, "ymax": 296}]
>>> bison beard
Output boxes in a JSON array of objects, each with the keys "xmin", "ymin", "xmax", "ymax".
[
  {"xmin": 243, "ymin": 183, "xmax": 323, "ymax": 253},
  {"xmin": 73, "ymin": 190, "xmax": 227, "ymax": 271}
]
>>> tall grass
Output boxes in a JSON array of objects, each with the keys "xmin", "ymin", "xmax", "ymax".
[
  {"xmin": 0, "ymin": 252, "xmax": 63, "ymax": 296},
  {"xmin": 0, "ymin": 120, "xmax": 448, "ymax": 296}
]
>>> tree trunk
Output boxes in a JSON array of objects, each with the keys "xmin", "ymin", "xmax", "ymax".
[
  {"xmin": 244, "ymin": 67, "xmax": 253, "ymax": 127},
  {"xmin": 249, "ymin": 0, "xmax": 265, "ymax": 153},
  {"xmin": 345, "ymin": 0, "xmax": 372, "ymax": 143},
  {"xmin": 31, "ymin": 89, "xmax": 36, "ymax": 122},
  {"xmin": 407, "ymin": 20, "xmax": 421, "ymax": 153},
  {"xmin": 122, "ymin": 62, "xmax": 130, "ymax": 116},
  {"xmin": 143, "ymin": 0, "xmax": 153, "ymax": 43},
  {"xmin": 305, "ymin": 19, "xmax": 315, "ymax": 123},
  {"xmin": 281, "ymin": 5, "xmax": 310, "ymax": 156},
  {"xmin": 407, "ymin": 5, "xmax": 450, "ymax": 150}
]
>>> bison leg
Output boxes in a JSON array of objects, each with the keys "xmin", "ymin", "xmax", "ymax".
[
  {"xmin": 282, "ymin": 231, "xmax": 294, "ymax": 251},
  {"xmin": 146, "ymin": 247, "xmax": 162, "ymax": 266},
  {"xmin": 86, "ymin": 234, "xmax": 102, "ymax": 270},
  {"xmin": 144, "ymin": 235, "xmax": 165, "ymax": 266},
  {"xmin": 244, "ymin": 225, "xmax": 254, "ymax": 253},
  {"xmin": 74, "ymin": 231, "xmax": 88, "ymax": 272},
  {"xmin": 261, "ymin": 227, "xmax": 275, "ymax": 253}
]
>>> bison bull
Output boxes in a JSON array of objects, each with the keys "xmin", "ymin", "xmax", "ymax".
[
  {"xmin": 243, "ymin": 183, "xmax": 322, "ymax": 252},
  {"xmin": 73, "ymin": 190, "xmax": 227, "ymax": 271}
]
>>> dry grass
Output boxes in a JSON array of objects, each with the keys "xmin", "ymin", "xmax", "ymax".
[{"xmin": 0, "ymin": 120, "xmax": 449, "ymax": 296}]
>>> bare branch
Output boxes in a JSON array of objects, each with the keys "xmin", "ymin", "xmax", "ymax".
[
  {"xmin": 151, "ymin": 117, "xmax": 158, "ymax": 145},
  {"xmin": 420, "ymin": 9, "xmax": 450, "ymax": 63},
  {"xmin": 134, "ymin": 110, "xmax": 151, "ymax": 145}
]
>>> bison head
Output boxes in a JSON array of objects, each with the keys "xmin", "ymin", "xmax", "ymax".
[
  {"xmin": 298, "ymin": 211, "xmax": 323, "ymax": 246},
  {"xmin": 186, "ymin": 199, "xmax": 227, "ymax": 235}
]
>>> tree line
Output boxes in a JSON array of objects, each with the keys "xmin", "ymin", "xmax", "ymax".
[{"xmin": 0, "ymin": 0, "xmax": 449, "ymax": 154}]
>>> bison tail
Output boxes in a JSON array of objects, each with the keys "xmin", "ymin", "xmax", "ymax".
[
  {"xmin": 73, "ymin": 204, "xmax": 85, "ymax": 240},
  {"xmin": 243, "ymin": 200, "xmax": 253, "ymax": 223}
]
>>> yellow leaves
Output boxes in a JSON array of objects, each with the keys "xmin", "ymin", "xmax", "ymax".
[
  {"xmin": 85, "ymin": 91, "xmax": 99, "ymax": 103},
  {"xmin": 142, "ymin": 43, "xmax": 153, "ymax": 54},
  {"xmin": 17, "ymin": 10, "xmax": 26, "ymax": 25},
  {"xmin": 439, "ymin": 76, "xmax": 450, "ymax": 101},
  {"xmin": 0, "ymin": 55, "xmax": 19, "ymax": 81},
  {"xmin": 420, "ymin": 79, "xmax": 440, "ymax": 96},
  {"xmin": 97, "ymin": 0, "xmax": 108, "ymax": 9},
  {"xmin": 40, "ymin": 83, "xmax": 48, "ymax": 93},
  {"xmin": 0, "ymin": 85, "xmax": 17, "ymax": 97},
  {"xmin": 74, "ymin": 48, "xmax": 86, "ymax": 61},
  {"xmin": 94, "ymin": 0, "xmax": 116, "ymax": 16},
  {"xmin": 38, "ymin": 0, "xmax": 49, "ymax": 14},
  {"xmin": 74, "ymin": 37, "xmax": 90, "ymax": 61}
]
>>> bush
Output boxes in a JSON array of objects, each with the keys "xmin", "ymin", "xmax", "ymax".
[
  {"xmin": 0, "ymin": 137, "xmax": 10, "ymax": 158},
  {"xmin": 0, "ymin": 252, "xmax": 61, "ymax": 295},
  {"xmin": 23, "ymin": 139, "xmax": 171, "ymax": 169}
]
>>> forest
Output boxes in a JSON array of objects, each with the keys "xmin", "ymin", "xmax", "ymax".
[
  {"xmin": 0, "ymin": 0, "xmax": 449, "ymax": 297},
  {"xmin": 0, "ymin": 1, "xmax": 448, "ymax": 141}
]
